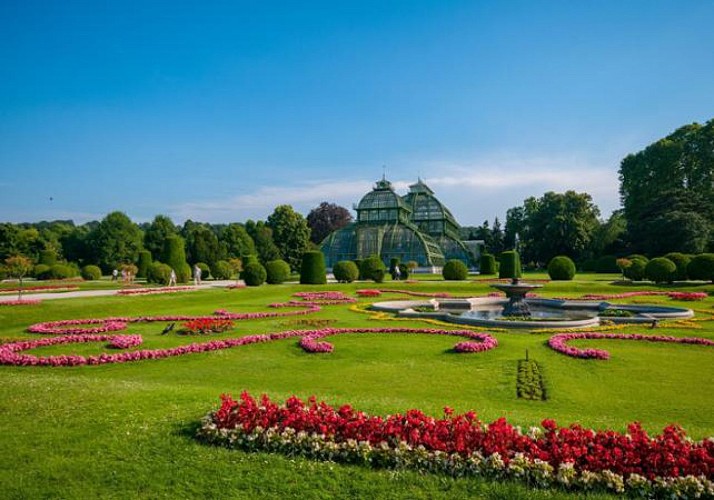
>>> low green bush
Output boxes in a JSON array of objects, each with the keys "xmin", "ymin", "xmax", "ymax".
[
  {"xmin": 479, "ymin": 254, "xmax": 497, "ymax": 275},
  {"xmin": 49, "ymin": 264, "xmax": 74, "ymax": 279},
  {"xmin": 664, "ymin": 252, "xmax": 691, "ymax": 281},
  {"xmin": 81, "ymin": 265, "xmax": 102, "ymax": 281},
  {"xmin": 360, "ymin": 255, "xmax": 386, "ymax": 283},
  {"xmin": 333, "ymin": 261, "xmax": 359, "ymax": 283},
  {"xmin": 624, "ymin": 258, "xmax": 647, "ymax": 281},
  {"xmin": 147, "ymin": 262, "xmax": 172, "ymax": 284},
  {"xmin": 243, "ymin": 261, "xmax": 267, "ymax": 286},
  {"xmin": 547, "ymin": 256, "xmax": 576, "ymax": 281},
  {"xmin": 595, "ymin": 255, "xmax": 620, "ymax": 273},
  {"xmin": 442, "ymin": 259, "xmax": 468, "ymax": 280},
  {"xmin": 265, "ymin": 259, "xmax": 291, "ymax": 284},
  {"xmin": 688, "ymin": 253, "xmax": 714, "ymax": 282},
  {"xmin": 211, "ymin": 260, "xmax": 233, "ymax": 280},
  {"xmin": 33, "ymin": 264, "xmax": 51, "ymax": 280},
  {"xmin": 645, "ymin": 257, "xmax": 676, "ymax": 284},
  {"xmin": 398, "ymin": 263, "xmax": 410, "ymax": 280}
]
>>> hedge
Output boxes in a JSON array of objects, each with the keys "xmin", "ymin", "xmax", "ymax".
[
  {"xmin": 300, "ymin": 251, "xmax": 327, "ymax": 285},
  {"xmin": 479, "ymin": 254, "xmax": 497, "ymax": 275},
  {"xmin": 499, "ymin": 251, "xmax": 522, "ymax": 280}
]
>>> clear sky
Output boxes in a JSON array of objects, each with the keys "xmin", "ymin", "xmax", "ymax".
[{"xmin": 1, "ymin": 1, "xmax": 713, "ymax": 226}]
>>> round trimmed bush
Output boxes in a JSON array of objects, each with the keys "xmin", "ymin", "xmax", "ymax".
[
  {"xmin": 624, "ymin": 258, "xmax": 647, "ymax": 281},
  {"xmin": 498, "ymin": 251, "xmax": 522, "ymax": 280},
  {"xmin": 136, "ymin": 250, "xmax": 152, "ymax": 279},
  {"xmin": 333, "ymin": 260, "xmax": 359, "ymax": 283},
  {"xmin": 353, "ymin": 259, "xmax": 364, "ymax": 280},
  {"xmin": 547, "ymin": 256, "xmax": 576, "ymax": 281},
  {"xmin": 211, "ymin": 260, "xmax": 233, "ymax": 280},
  {"xmin": 442, "ymin": 259, "xmax": 469, "ymax": 280},
  {"xmin": 645, "ymin": 257, "xmax": 676, "ymax": 283},
  {"xmin": 479, "ymin": 254, "xmax": 497, "ymax": 275},
  {"xmin": 687, "ymin": 253, "xmax": 714, "ymax": 282},
  {"xmin": 595, "ymin": 255, "xmax": 620, "ymax": 273},
  {"xmin": 627, "ymin": 254, "xmax": 649, "ymax": 263},
  {"xmin": 360, "ymin": 255, "xmax": 386, "ymax": 283},
  {"xmin": 81, "ymin": 265, "xmax": 102, "ymax": 281},
  {"xmin": 49, "ymin": 264, "xmax": 74, "ymax": 279},
  {"xmin": 300, "ymin": 251, "xmax": 327, "ymax": 284},
  {"xmin": 664, "ymin": 252, "xmax": 691, "ymax": 281},
  {"xmin": 147, "ymin": 262, "xmax": 172, "ymax": 284},
  {"xmin": 242, "ymin": 261, "xmax": 267, "ymax": 286},
  {"xmin": 195, "ymin": 262, "xmax": 211, "ymax": 280},
  {"xmin": 33, "ymin": 264, "xmax": 51, "ymax": 280},
  {"xmin": 265, "ymin": 259, "xmax": 291, "ymax": 284}
]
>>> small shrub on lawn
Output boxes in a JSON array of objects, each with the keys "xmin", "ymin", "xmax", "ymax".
[
  {"xmin": 547, "ymin": 256, "xmax": 576, "ymax": 281},
  {"xmin": 300, "ymin": 251, "xmax": 327, "ymax": 285},
  {"xmin": 81, "ymin": 265, "xmax": 102, "ymax": 281},
  {"xmin": 688, "ymin": 253, "xmax": 714, "ymax": 282},
  {"xmin": 664, "ymin": 252, "xmax": 691, "ymax": 281},
  {"xmin": 499, "ymin": 251, "xmax": 522, "ymax": 280},
  {"xmin": 333, "ymin": 261, "xmax": 359, "ymax": 283},
  {"xmin": 147, "ymin": 262, "xmax": 172, "ymax": 284},
  {"xmin": 442, "ymin": 259, "xmax": 468, "ymax": 280},
  {"xmin": 265, "ymin": 259, "xmax": 291, "ymax": 284},
  {"xmin": 479, "ymin": 254, "xmax": 497, "ymax": 275},
  {"xmin": 645, "ymin": 257, "xmax": 676, "ymax": 284},
  {"xmin": 211, "ymin": 260, "xmax": 233, "ymax": 280}
]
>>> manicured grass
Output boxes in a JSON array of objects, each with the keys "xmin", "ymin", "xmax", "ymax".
[{"xmin": 1, "ymin": 276, "xmax": 713, "ymax": 498}]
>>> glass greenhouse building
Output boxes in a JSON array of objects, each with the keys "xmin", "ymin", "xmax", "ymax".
[{"xmin": 320, "ymin": 177, "xmax": 477, "ymax": 269}]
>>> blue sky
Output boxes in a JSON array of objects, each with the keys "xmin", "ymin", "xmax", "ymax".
[{"xmin": 1, "ymin": 1, "xmax": 712, "ymax": 226}]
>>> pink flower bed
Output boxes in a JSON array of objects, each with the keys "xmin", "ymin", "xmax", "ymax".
[
  {"xmin": 108, "ymin": 335, "xmax": 143, "ymax": 349},
  {"xmin": 202, "ymin": 391, "xmax": 714, "ymax": 485},
  {"xmin": 0, "ymin": 299, "xmax": 42, "ymax": 306},
  {"xmin": 548, "ymin": 332, "xmax": 714, "ymax": 360},
  {"xmin": 668, "ymin": 292, "xmax": 709, "ymax": 301},
  {"xmin": 556, "ymin": 291, "xmax": 708, "ymax": 301},
  {"xmin": 28, "ymin": 318, "xmax": 128, "ymax": 335},
  {"xmin": 297, "ymin": 328, "xmax": 497, "ymax": 354},
  {"xmin": 356, "ymin": 289, "xmax": 382, "ymax": 297},
  {"xmin": 116, "ymin": 286, "xmax": 196, "ymax": 296},
  {"xmin": 0, "ymin": 285, "xmax": 79, "ymax": 294}
]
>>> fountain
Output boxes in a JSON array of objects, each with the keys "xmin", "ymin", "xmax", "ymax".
[{"xmin": 490, "ymin": 277, "xmax": 542, "ymax": 317}]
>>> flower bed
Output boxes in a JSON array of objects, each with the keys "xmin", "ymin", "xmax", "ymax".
[
  {"xmin": 668, "ymin": 292, "xmax": 709, "ymax": 301},
  {"xmin": 179, "ymin": 318, "xmax": 234, "ymax": 335},
  {"xmin": 0, "ymin": 285, "xmax": 80, "ymax": 294},
  {"xmin": 116, "ymin": 286, "xmax": 196, "ymax": 296},
  {"xmin": 28, "ymin": 318, "xmax": 128, "ymax": 335},
  {"xmin": 356, "ymin": 289, "xmax": 382, "ymax": 297},
  {"xmin": 0, "ymin": 299, "xmax": 42, "ymax": 306},
  {"xmin": 108, "ymin": 335, "xmax": 143, "ymax": 349},
  {"xmin": 548, "ymin": 332, "xmax": 714, "ymax": 360},
  {"xmin": 198, "ymin": 392, "xmax": 714, "ymax": 497},
  {"xmin": 556, "ymin": 291, "xmax": 708, "ymax": 301}
]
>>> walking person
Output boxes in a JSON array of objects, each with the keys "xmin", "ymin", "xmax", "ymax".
[
  {"xmin": 168, "ymin": 268, "xmax": 177, "ymax": 287},
  {"xmin": 193, "ymin": 264, "xmax": 202, "ymax": 286}
]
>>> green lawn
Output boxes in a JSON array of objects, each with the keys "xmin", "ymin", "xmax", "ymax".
[{"xmin": 1, "ymin": 275, "xmax": 713, "ymax": 499}]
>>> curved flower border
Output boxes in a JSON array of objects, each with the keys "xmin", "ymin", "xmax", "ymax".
[
  {"xmin": 0, "ymin": 299, "xmax": 42, "ymax": 306},
  {"xmin": 116, "ymin": 286, "xmax": 196, "ymax": 296},
  {"xmin": 548, "ymin": 332, "xmax": 714, "ymax": 360}
]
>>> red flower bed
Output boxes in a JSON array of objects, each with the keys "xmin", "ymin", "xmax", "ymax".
[
  {"xmin": 116, "ymin": 286, "xmax": 195, "ymax": 296},
  {"xmin": 180, "ymin": 318, "xmax": 234, "ymax": 335},
  {"xmin": 668, "ymin": 292, "xmax": 708, "ymax": 301},
  {"xmin": 356, "ymin": 289, "xmax": 382, "ymax": 297},
  {"xmin": 207, "ymin": 392, "xmax": 714, "ymax": 483},
  {"xmin": 0, "ymin": 285, "xmax": 79, "ymax": 294},
  {"xmin": 548, "ymin": 332, "xmax": 714, "ymax": 360},
  {"xmin": 0, "ymin": 299, "xmax": 42, "ymax": 306}
]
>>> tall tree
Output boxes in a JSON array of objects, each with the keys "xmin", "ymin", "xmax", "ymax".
[
  {"xmin": 88, "ymin": 211, "xmax": 144, "ymax": 272},
  {"xmin": 266, "ymin": 205, "xmax": 311, "ymax": 271},
  {"xmin": 144, "ymin": 215, "xmax": 178, "ymax": 259},
  {"xmin": 619, "ymin": 119, "xmax": 714, "ymax": 253},
  {"xmin": 246, "ymin": 221, "xmax": 281, "ymax": 264},
  {"xmin": 490, "ymin": 218, "xmax": 505, "ymax": 255},
  {"xmin": 217, "ymin": 223, "xmax": 256, "ymax": 259},
  {"xmin": 306, "ymin": 202, "xmax": 353, "ymax": 244},
  {"xmin": 184, "ymin": 224, "xmax": 223, "ymax": 268}
]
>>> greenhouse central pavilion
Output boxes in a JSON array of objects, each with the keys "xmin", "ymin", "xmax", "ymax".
[{"xmin": 320, "ymin": 177, "xmax": 476, "ymax": 270}]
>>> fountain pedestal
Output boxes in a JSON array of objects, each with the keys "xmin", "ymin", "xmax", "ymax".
[{"xmin": 490, "ymin": 278, "xmax": 543, "ymax": 317}]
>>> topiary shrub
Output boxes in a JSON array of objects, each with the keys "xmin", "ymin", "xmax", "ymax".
[
  {"xmin": 499, "ymin": 251, "xmax": 522, "ymax": 280},
  {"xmin": 39, "ymin": 249, "xmax": 57, "ymax": 266},
  {"xmin": 547, "ymin": 256, "xmax": 576, "ymax": 281},
  {"xmin": 360, "ymin": 255, "xmax": 386, "ymax": 283},
  {"xmin": 687, "ymin": 253, "xmax": 714, "ymax": 282},
  {"xmin": 627, "ymin": 254, "xmax": 649, "ymax": 263},
  {"xmin": 33, "ymin": 264, "xmax": 51, "ymax": 280},
  {"xmin": 162, "ymin": 236, "xmax": 191, "ymax": 283},
  {"xmin": 333, "ymin": 260, "xmax": 359, "ymax": 283},
  {"xmin": 147, "ymin": 262, "xmax": 172, "ymax": 284},
  {"xmin": 265, "ymin": 259, "xmax": 291, "ymax": 284},
  {"xmin": 442, "ymin": 259, "xmax": 469, "ymax": 280},
  {"xmin": 211, "ymin": 260, "xmax": 233, "ymax": 280},
  {"xmin": 300, "ymin": 251, "xmax": 327, "ymax": 284},
  {"xmin": 242, "ymin": 261, "xmax": 267, "ymax": 286},
  {"xmin": 49, "ymin": 264, "xmax": 74, "ymax": 280},
  {"xmin": 479, "ymin": 254, "xmax": 497, "ymax": 275},
  {"xmin": 398, "ymin": 263, "xmax": 409, "ymax": 280},
  {"xmin": 195, "ymin": 262, "xmax": 211, "ymax": 280},
  {"xmin": 353, "ymin": 259, "xmax": 364, "ymax": 280},
  {"xmin": 81, "ymin": 265, "xmax": 102, "ymax": 281},
  {"xmin": 624, "ymin": 258, "xmax": 647, "ymax": 281},
  {"xmin": 645, "ymin": 257, "xmax": 676, "ymax": 284},
  {"xmin": 595, "ymin": 255, "xmax": 620, "ymax": 273},
  {"xmin": 664, "ymin": 252, "xmax": 691, "ymax": 281},
  {"xmin": 389, "ymin": 258, "xmax": 401, "ymax": 280},
  {"xmin": 136, "ymin": 250, "xmax": 152, "ymax": 279}
]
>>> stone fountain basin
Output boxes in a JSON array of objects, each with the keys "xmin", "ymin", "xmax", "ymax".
[{"xmin": 369, "ymin": 297, "xmax": 694, "ymax": 330}]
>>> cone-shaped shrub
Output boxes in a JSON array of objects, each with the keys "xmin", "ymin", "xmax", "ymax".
[
  {"xmin": 664, "ymin": 252, "xmax": 691, "ymax": 281},
  {"xmin": 136, "ymin": 250, "xmax": 152, "ymax": 278},
  {"xmin": 162, "ymin": 236, "xmax": 190, "ymax": 283},
  {"xmin": 479, "ymin": 254, "xmax": 497, "ymax": 275},
  {"xmin": 499, "ymin": 250, "xmax": 522, "ymax": 280},
  {"xmin": 442, "ymin": 259, "xmax": 468, "ymax": 280},
  {"xmin": 547, "ymin": 256, "xmax": 576, "ymax": 281},
  {"xmin": 81, "ymin": 265, "xmax": 102, "ymax": 281},
  {"xmin": 265, "ymin": 259, "xmax": 291, "ymax": 284},
  {"xmin": 300, "ymin": 251, "xmax": 327, "ymax": 284},
  {"xmin": 645, "ymin": 257, "xmax": 676, "ymax": 284},
  {"xmin": 242, "ymin": 261, "xmax": 267, "ymax": 286},
  {"xmin": 333, "ymin": 260, "xmax": 359, "ymax": 283},
  {"xmin": 688, "ymin": 253, "xmax": 714, "ymax": 282}
]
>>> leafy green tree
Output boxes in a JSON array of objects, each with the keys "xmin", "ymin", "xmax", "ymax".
[
  {"xmin": 143, "ymin": 215, "xmax": 178, "ymax": 259},
  {"xmin": 266, "ymin": 205, "xmax": 311, "ymax": 271},
  {"xmin": 88, "ymin": 212, "xmax": 144, "ymax": 272},
  {"xmin": 306, "ymin": 202, "xmax": 353, "ymax": 244},
  {"xmin": 588, "ymin": 210, "xmax": 628, "ymax": 258},
  {"xmin": 184, "ymin": 224, "xmax": 223, "ymax": 269},
  {"xmin": 217, "ymin": 223, "xmax": 256, "ymax": 259},
  {"xmin": 4, "ymin": 255, "xmax": 33, "ymax": 300},
  {"xmin": 619, "ymin": 119, "xmax": 714, "ymax": 253},
  {"xmin": 490, "ymin": 217, "xmax": 505, "ymax": 254},
  {"xmin": 246, "ymin": 221, "xmax": 282, "ymax": 264}
]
